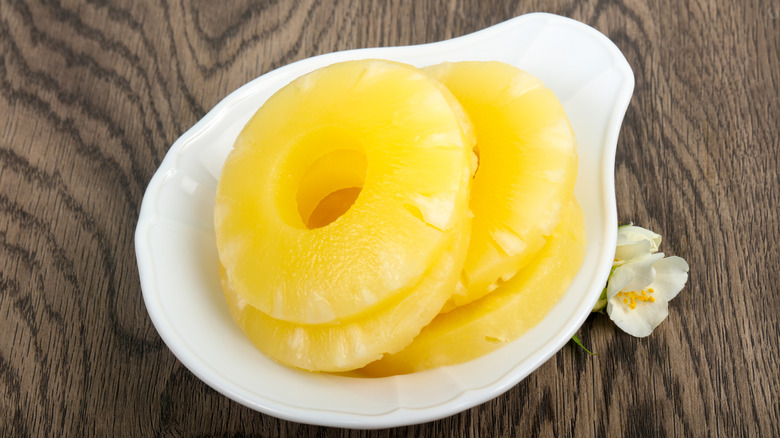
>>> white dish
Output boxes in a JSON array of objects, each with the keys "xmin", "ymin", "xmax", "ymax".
[{"xmin": 135, "ymin": 12, "xmax": 633, "ymax": 429}]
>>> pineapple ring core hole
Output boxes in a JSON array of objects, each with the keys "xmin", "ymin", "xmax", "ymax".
[{"xmin": 296, "ymin": 148, "xmax": 367, "ymax": 229}]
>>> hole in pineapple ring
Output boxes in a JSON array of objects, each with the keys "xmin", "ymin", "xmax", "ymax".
[{"xmin": 296, "ymin": 148, "xmax": 367, "ymax": 229}]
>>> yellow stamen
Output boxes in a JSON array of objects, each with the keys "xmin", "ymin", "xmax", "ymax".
[{"xmin": 620, "ymin": 287, "xmax": 657, "ymax": 310}]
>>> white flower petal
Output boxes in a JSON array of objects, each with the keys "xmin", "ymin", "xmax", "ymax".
[
  {"xmin": 648, "ymin": 256, "xmax": 689, "ymax": 301},
  {"xmin": 614, "ymin": 239, "xmax": 652, "ymax": 262},
  {"xmin": 606, "ymin": 265, "xmax": 634, "ymax": 299},
  {"xmin": 607, "ymin": 294, "xmax": 670, "ymax": 337},
  {"xmin": 606, "ymin": 253, "xmax": 665, "ymax": 300},
  {"xmin": 617, "ymin": 226, "xmax": 662, "ymax": 253}
]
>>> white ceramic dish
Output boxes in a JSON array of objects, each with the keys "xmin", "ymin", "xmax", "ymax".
[{"xmin": 135, "ymin": 12, "xmax": 633, "ymax": 429}]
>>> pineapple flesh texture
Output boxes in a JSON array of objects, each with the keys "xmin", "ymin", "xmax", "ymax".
[
  {"xmin": 214, "ymin": 60, "xmax": 475, "ymax": 325},
  {"xmin": 424, "ymin": 62, "xmax": 578, "ymax": 310},
  {"xmin": 220, "ymin": 216, "xmax": 471, "ymax": 372},
  {"xmin": 359, "ymin": 199, "xmax": 586, "ymax": 376}
]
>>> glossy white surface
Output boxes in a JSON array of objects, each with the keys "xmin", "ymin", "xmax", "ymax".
[{"xmin": 135, "ymin": 12, "xmax": 633, "ymax": 429}]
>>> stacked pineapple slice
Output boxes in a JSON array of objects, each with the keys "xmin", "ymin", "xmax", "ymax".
[
  {"xmin": 425, "ymin": 62, "xmax": 578, "ymax": 310},
  {"xmin": 214, "ymin": 59, "xmax": 585, "ymax": 374}
]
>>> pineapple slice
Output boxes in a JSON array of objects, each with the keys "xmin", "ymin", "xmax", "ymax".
[
  {"xmin": 220, "ymin": 220, "xmax": 470, "ymax": 372},
  {"xmin": 359, "ymin": 200, "xmax": 586, "ymax": 376},
  {"xmin": 215, "ymin": 60, "xmax": 475, "ymax": 324},
  {"xmin": 423, "ymin": 62, "xmax": 578, "ymax": 309}
]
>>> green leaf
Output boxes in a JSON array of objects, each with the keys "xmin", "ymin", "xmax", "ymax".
[
  {"xmin": 572, "ymin": 333, "xmax": 596, "ymax": 356},
  {"xmin": 592, "ymin": 286, "xmax": 608, "ymax": 312}
]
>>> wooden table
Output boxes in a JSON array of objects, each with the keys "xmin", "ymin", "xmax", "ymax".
[{"xmin": 1, "ymin": 0, "xmax": 777, "ymax": 436}]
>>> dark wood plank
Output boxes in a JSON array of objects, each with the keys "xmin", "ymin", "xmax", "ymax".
[{"xmin": 0, "ymin": 0, "xmax": 778, "ymax": 436}]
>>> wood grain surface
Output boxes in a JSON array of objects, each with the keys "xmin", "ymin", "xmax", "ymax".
[{"xmin": 1, "ymin": 0, "xmax": 778, "ymax": 436}]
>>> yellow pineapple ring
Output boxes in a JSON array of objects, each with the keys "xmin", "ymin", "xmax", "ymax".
[
  {"xmin": 359, "ymin": 200, "xmax": 586, "ymax": 376},
  {"xmin": 215, "ymin": 60, "xmax": 474, "ymax": 324},
  {"xmin": 220, "ymin": 220, "xmax": 470, "ymax": 372},
  {"xmin": 423, "ymin": 61, "xmax": 578, "ymax": 309}
]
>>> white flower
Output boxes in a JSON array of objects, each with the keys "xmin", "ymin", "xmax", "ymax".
[
  {"xmin": 590, "ymin": 225, "xmax": 689, "ymax": 337},
  {"xmin": 573, "ymin": 225, "xmax": 689, "ymax": 354},
  {"xmin": 606, "ymin": 252, "xmax": 689, "ymax": 337}
]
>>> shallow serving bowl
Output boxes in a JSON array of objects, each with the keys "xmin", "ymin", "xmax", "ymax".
[{"xmin": 135, "ymin": 12, "xmax": 634, "ymax": 428}]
